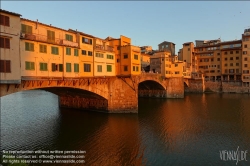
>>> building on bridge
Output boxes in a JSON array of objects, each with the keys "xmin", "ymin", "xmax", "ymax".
[
  {"xmin": 0, "ymin": 9, "xmax": 22, "ymax": 84},
  {"xmin": 242, "ymin": 28, "xmax": 250, "ymax": 87}
]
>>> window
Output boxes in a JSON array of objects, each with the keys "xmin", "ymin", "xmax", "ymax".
[
  {"xmin": 66, "ymin": 47, "xmax": 71, "ymax": 55},
  {"xmin": 84, "ymin": 63, "xmax": 91, "ymax": 72},
  {"xmin": 74, "ymin": 63, "xmax": 79, "ymax": 72},
  {"xmin": 82, "ymin": 50, "xmax": 86, "ymax": 55},
  {"xmin": 236, "ymin": 69, "xmax": 239, "ymax": 73},
  {"xmin": 200, "ymin": 59, "xmax": 203, "ymax": 62},
  {"xmin": 175, "ymin": 64, "xmax": 178, "ymax": 67},
  {"xmin": 133, "ymin": 66, "xmax": 135, "ymax": 71},
  {"xmin": 236, "ymin": 63, "xmax": 239, "ymax": 66},
  {"xmin": 124, "ymin": 54, "xmax": 128, "ymax": 59},
  {"xmin": 51, "ymin": 46, "xmax": 59, "ymax": 55},
  {"xmin": 175, "ymin": 71, "xmax": 180, "ymax": 74},
  {"xmin": 88, "ymin": 51, "xmax": 92, "ymax": 56},
  {"xmin": 65, "ymin": 34, "xmax": 73, "ymax": 41},
  {"xmin": 230, "ymin": 57, "xmax": 233, "ymax": 60},
  {"xmin": 96, "ymin": 53, "xmax": 104, "ymax": 58},
  {"xmin": 0, "ymin": 60, "xmax": 11, "ymax": 73},
  {"xmin": 229, "ymin": 69, "xmax": 234, "ymax": 73},
  {"xmin": 243, "ymin": 70, "xmax": 249, "ymax": 74},
  {"xmin": 217, "ymin": 65, "xmax": 220, "ymax": 69},
  {"xmin": 25, "ymin": 42, "xmax": 34, "ymax": 51},
  {"xmin": 0, "ymin": 14, "xmax": 10, "ymax": 26},
  {"xmin": 51, "ymin": 63, "xmax": 63, "ymax": 72},
  {"xmin": 117, "ymin": 46, "xmax": 120, "ymax": 50},
  {"xmin": 224, "ymin": 52, "xmax": 227, "ymax": 55},
  {"xmin": 107, "ymin": 65, "xmax": 112, "ymax": 72},
  {"xmin": 225, "ymin": 69, "xmax": 228, "ymax": 73},
  {"xmin": 243, "ymin": 51, "xmax": 247, "ymax": 55},
  {"xmin": 82, "ymin": 37, "xmax": 92, "ymax": 45},
  {"xmin": 225, "ymin": 58, "xmax": 227, "ymax": 61},
  {"xmin": 39, "ymin": 44, "xmax": 47, "ymax": 53},
  {"xmin": 47, "ymin": 30, "xmax": 55, "ymax": 42},
  {"xmin": 230, "ymin": 51, "xmax": 233, "ymax": 54},
  {"xmin": 136, "ymin": 66, "xmax": 139, "ymax": 71},
  {"xmin": 107, "ymin": 54, "xmax": 113, "ymax": 59},
  {"xmin": 40, "ymin": 62, "xmax": 48, "ymax": 71},
  {"xmin": 244, "ymin": 44, "xmax": 247, "ymax": 48},
  {"xmin": 211, "ymin": 58, "xmax": 214, "ymax": 62},
  {"xmin": 236, "ymin": 51, "xmax": 239, "ymax": 54},
  {"xmin": 244, "ymin": 57, "xmax": 248, "ymax": 61},
  {"xmin": 74, "ymin": 49, "xmax": 78, "ymax": 56},
  {"xmin": 236, "ymin": 57, "xmax": 239, "ymax": 60},
  {"xmin": 66, "ymin": 63, "xmax": 71, "ymax": 72},
  {"xmin": 124, "ymin": 66, "xmax": 128, "ymax": 71},
  {"xmin": 217, "ymin": 53, "xmax": 220, "ymax": 55},
  {"xmin": 25, "ymin": 61, "xmax": 35, "ymax": 70},
  {"xmin": 21, "ymin": 24, "xmax": 32, "ymax": 34},
  {"xmin": 0, "ymin": 37, "xmax": 10, "ymax": 49},
  {"xmin": 134, "ymin": 54, "xmax": 138, "ymax": 60},
  {"xmin": 244, "ymin": 64, "xmax": 248, "ymax": 68},
  {"xmin": 188, "ymin": 48, "xmax": 190, "ymax": 51},
  {"xmin": 217, "ymin": 58, "xmax": 220, "ymax": 61},
  {"xmin": 230, "ymin": 63, "xmax": 233, "ymax": 66},
  {"xmin": 225, "ymin": 63, "xmax": 228, "ymax": 67},
  {"xmin": 97, "ymin": 65, "xmax": 102, "ymax": 72},
  {"xmin": 117, "ymin": 59, "xmax": 120, "ymax": 63}
]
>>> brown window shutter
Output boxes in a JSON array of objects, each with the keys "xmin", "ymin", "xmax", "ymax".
[
  {"xmin": 0, "ymin": 37, "xmax": 4, "ymax": 48},
  {"xmin": 5, "ymin": 60, "xmax": 11, "ymax": 72},
  {"xmin": 5, "ymin": 16, "xmax": 10, "ymax": 26},
  {"xmin": 0, "ymin": 15, "xmax": 4, "ymax": 25},
  {"xmin": 0, "ymin": 60, "xmax": 4, "ymax": 72},
  {"xmin": 5, "ymin": 38, "xmax": 10, "ymax": 49}
]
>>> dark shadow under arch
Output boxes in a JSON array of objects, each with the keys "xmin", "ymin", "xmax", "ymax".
[{"xmin": 138, "ymin": 80, "xmax": 166, "ymax": 98}]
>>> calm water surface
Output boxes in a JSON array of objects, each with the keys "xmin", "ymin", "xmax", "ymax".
[{"xmin": 1, "ymin": 90, "xmax": 250, "ymax": 166}]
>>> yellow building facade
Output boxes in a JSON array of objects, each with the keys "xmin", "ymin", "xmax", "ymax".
[
  {"xmin": 242, "ymin": 28, "xmax": 250, "ymax": 86},
  {"xmin": 0, "ymin": 9, "xmax": 21, "ymax": 83}
]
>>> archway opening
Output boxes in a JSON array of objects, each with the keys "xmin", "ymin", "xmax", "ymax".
[
  {"xmin": 39, "ymin": 87, "xmax": 108, "ymax": 112},
  {"xmin": 138, "ymin": 80, "xmax": 166, "ymax": 98}
]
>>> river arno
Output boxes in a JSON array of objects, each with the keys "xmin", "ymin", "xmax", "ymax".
[{"xmin": 1, "ymin": 90, "xmax": 250, "ymax": 166}]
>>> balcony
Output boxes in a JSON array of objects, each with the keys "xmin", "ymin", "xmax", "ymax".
[
  {"xmin": 95, "ymin": 45, "xmax": 114, "ymax": 52},
  {"xmin": 20, "ymin": 33, "xmax": 79, "ymax": 48}
]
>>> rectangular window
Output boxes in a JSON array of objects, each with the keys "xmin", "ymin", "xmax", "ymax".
[
  {"xmin": 97, "ymin": 65, "xmax": 102, "ymax": 72},
  {"xmin": 47, "ymin": 30, "xmax": 55, "ymax": 42},
  {"xmin": 124, "ymin": 54, "xmax": 128, "ymax": 59},
  {"xmin": 107, "ymin": 65, "xmax": 112, "ymax": 72},
  {"xmin": 39, "ymin": 44, "xmax": 47, "ymax": 53},
  {"xmin": 224, "ymin": 52, "xmax": 227, "ymax": 55},
  {"xmin": 230, "ymin": 63, "xmax": 233, "ymax": 66},
  {"xmin": 244, "ymin": 57, "xmax": 248, "ymax": 61},
  {"xmin": 0, "ymin": 14, "xmax": 10, "ymax": 26},
  {"xmin": 51, "ymin": 46, "xmax": 59, "ymax": 55},
  {"xmin": 236, "ymin": 69, "xmax": 239, "ymax": 73},
  {"xmin": 244, "ymin": 64, "xmax": 248, "ymax": 68},
  {"xmin": 74, "ymin": 63, "xmax": 79, "ymax": 73},
  {"xmin": 236, "ymin": 57, "xmax": 239, "ymax": 60},
  {"xmin": 96, "ymin": 53, "xmax": 104, "ymax": 58},
  {"xmin": 66, "ymin": 47, "xmax": 71, "ymax": 55},
  {"xmin": 74, "ymin": 49, "xmax": 78, "ymax": 56},
  {"xmin": 217, "ymin": 53, "xmax": 220, "ymax": 55},
  {"xmin": 82, "ymin": 37, "xmax": 92, "ymax": 45},
  {"xmin": 84, "ymin": 63, "xmax": 91, "ymax": 72},
  {"xmin": 124, "ymin": 66, "xmax": 128, "ymax": 71},
  {"xmin": 244, "ymin": 44, "xmax": 247, "ymax": 48},
  {"xmin": 243, "ymin": 70, "xmax": 249, "ymax": 74},
  {"xmin": 175, "ymin": 64, "xmax": 178, "ymax": 67},
  {"xmin": 40, "ymin": 62, "xmax": 48, "ymax": 71},
  {"xmin": 0, "ymin": 37, "xmax": 10, "ymax": 49},
  {"xmin": 82, "ymin": 50, "xmax": 86, "ymax": 55},
  {"xmin": 134, "ymin": 54, "xmax": 138, "ymax": 60},
  {"xmin": 88, "ymin": 51, "xmax": 92, "ymax": 56},
  {"xmin": 136, "ymin": 66, "xmax": 139, "ymax": 71},
  {"xmin": 236, "ymin": 51, "xmax": 239, "ymax": 54},
  {"xmin": 66, "ymin": 63, "xmax": 71, "ymax": 72},
  {"xmin": 225, "ymin": 64, "xmax": 227, "ymax": 67},
  {"xmin": 236, "ymin": 63, "xmax": 239, "ymax": 66},
  {"xmin": 25, "ymin": 42, "xmax": 34, "ymax": 51},
  {"xmin": 59, "ymin": 64, "xmax": 63, "ymax": 72},
  {"xmin": 51, "ymin": 63, "xmax": 57, "ymax": 72},
  {"xmin": 21, "ymin": 24, "xmax": 32, "ymax": 34},
  {"xmin": 133, "ymin": 66, "xmax": 135, "ymax": 71},
  {"xmin": 175, "ymin": 71, "xmax": 180, "ymax": 74},
  {"xmin": 230, "ymin": 57, "xmax": 233, "ymax": 60},
  {"xmin": 107, "ymin": 54, "xmax": 114, "ymax": 59},
  {"xmin": 225, "ymin": 69, "xmax": 228, "ymax": 73},
  {"xmin": 230, "ymin": 51, "xmax": 233, "ymax": 54},
  {"xmin": 25, "ymin": 61, "xmax": 35, "ymax": 70},
  {"xmin": 217, "ymin": 58, "xmax": 220, "ymax": 61},
  {"xmin": 65, "ymin": 34, "xmax": 73, "ymax": 41},
  {"xmin": 0, "ymin": 60, "xmax": 11, "ymax": 73},
  {"xmin": 243, "ymin": 51, "xmax": 247, "ymax": 55},
  {"xmin": 225, "ymin": 58, "xmax": 227, "ymax": 61}
]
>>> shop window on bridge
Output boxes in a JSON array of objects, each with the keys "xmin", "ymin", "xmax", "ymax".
[
  {"xmin": 84, "ymin": 63, "xmax": 91, "ymax": 72},
  {"xmin": 0, "ymin": 37, "xmax": 10, "ymax": 49},
  {"xmin": 66, "ymin": 47, "xmax": 71, "ymax": 55},
  {"xmin": 52, "ymin": 63, "xmax": 63, "ymax": 72},
  {"xmin": 0, "ymin": 14, "xmax": 10, "ymax": 27},
  {"xmin": 124, "ymin": 54, "xmax": 128, "ymax": 59},
  {"xmin": 107, "ymin": 65, "xmax": 112, "ymax": 72},
  {"xmin": 107, "ymin": 54, "xmax": 113, "ymax": 59},
  {"xmin": 74, "ymin": 49, "xmax": 78, "ymax": 56},
  {"xmin": 0, "ymin": 60, "xmax": 11, "ymax": 73},
  {"xmin": 124, "ymin": 66, "xmax": 128, "ymax": 71},
  {"xmin": 74, "ymin": 63, "xmax": 79, "ymax": 73},
  {"xmin": 66, "ymin": 63, "xmax": 71, "ymax": 72},
  {"xmin": 25, "ymin": 61, "xmax": 35, "ymax": 70},
  {"xmin": 25, "ymin": 42, "xmax": 34, "ymax": 51},
  {"xmin": 136, "ymin": 66, "xmax": 139, "ymax": 71},
  {"xmin": 96, "ymin": 53, "xmax": 104, "ymax": 58},
  {"xmin": 134, "ymin": 54, "xmax": 138, "ymax": 60},
  {"xmin": 82, "ymin": 37, "xmax": 92, "ymax": 45},
  {"xmin": 88, "ymin": 51, "xmax": 93, "ymax": 56},
  {"xmin": 175, "ymin": 71, "xmax": 180, "ymax": 74},
  {"xmin": 82, "ymin": 50, "xmax": 87, "ymax": 55},
  {"xmin": 21, "ymin": 24, "xmax": 32, "ymax": 34},
  {"xmin": 133, "ymin": 66, "xmax": 135, "ymax": 71},
  {"xmin": 39, "ymin": 44, "xmax": 47, "ymax": 53},
  {"xmin": 40, "ymin": 62, "xmax": 48, "ymax": 71},
  {"xmin": 47, "ymin": 30, "xmax": 55, "ymax": 43},
  {"xmin": 97, "ymin": 65, "xmax": 102, "ymax": 72},
  {"xmin": 65, "ymin": 34, "xmax": 73, "ymax": 42},
  {"xmin": 51, "ymin": 46, "xmax": 59, "ymax": 55}
]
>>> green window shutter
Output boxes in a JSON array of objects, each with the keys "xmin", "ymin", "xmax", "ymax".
[
  {"xmin": 31, "ymin": 62, "xmax": 34, "ymax": 70},
  {"xmin": 21, "ymin": 24, "xmax": 26, "ymax": 33},
  {"xmin": 59, "ymin": 64, "xmax": 63, "ymax": 72},
  {"xmin": 66, "ymin": 63, "xmax": 71, "ymax": 72},
  {"xmin": 74, "ymin": 49, "xmax": 78, "ymax": 56},
  {"xmin": 25, "ymin": 61, "xmax": 29, "ymax": 70},
  {"xmin": 52, "ymin": 63, "xmax": 56, "ymax": 71},
  {"xmin": 107, "ymin": 65, "xmax": 112, "ymax": 72},
  {"xmin": 25, "ymin": 42, "xmax": 29, "ymax": 51},
  {"xmin": 74, "ymin": 63, "xmax": 79, "ymax": 72}
]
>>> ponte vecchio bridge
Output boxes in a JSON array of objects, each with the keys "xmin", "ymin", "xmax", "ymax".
[{"xmin": 0, "ymin": 74, "xmax": 184, "ymax": 113}]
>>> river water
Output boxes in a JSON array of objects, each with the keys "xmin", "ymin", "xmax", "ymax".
[{"xmin": 1, "ymin": 90, "xmax": 250, "ymax": 166}]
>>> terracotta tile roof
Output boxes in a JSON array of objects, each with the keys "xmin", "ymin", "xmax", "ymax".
[{"xmin": 0, "ymin": 9, "xmax": 22, "ymax": 16}]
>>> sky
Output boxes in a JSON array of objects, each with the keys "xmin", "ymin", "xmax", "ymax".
[{"xmin": 2, "ymin": 1, "xmax": 250, "ymax": 53}]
